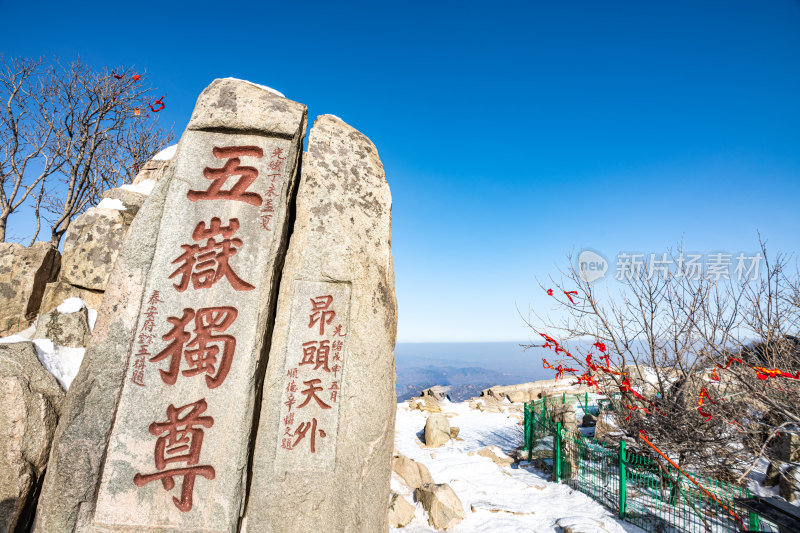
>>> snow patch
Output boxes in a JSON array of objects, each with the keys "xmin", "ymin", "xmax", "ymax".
[
  {"xmin": 324, "ymin": 114, "xmax": 344, "ymax": 122},
  {"xmin": 221, "ymin": 77, "xmax": 285, "ymax": 98},
  {"xmin": 153, "ymin": 144, "xmax": 177, "ymax": 161},
  {"xmin": 31, "ymin": 338, "xmax": 85, "ymax": 390},
  {"xmin": 392, "ymin": 401, "xmax": 644, "ymax": 533},
  {"xmin": 121, "ymin": 178, "xmax": 156, "ymax": 196},
  {"xmin": 57, "ymin": 297, "xmax": 86, "ymax": 314},
  {"xmin": 96, "ymin": 198, "xmax": 126, "ymax": 211},
  {"xmin": 87, "ymin": 308, "xmax": 98, "ymax": 332}
]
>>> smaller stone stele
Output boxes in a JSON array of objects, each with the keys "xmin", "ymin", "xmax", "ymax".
[
  {"xmin": 33, "ymin": 305, "xmax": 91, "ymax": 348},
  {"xmin": 424, "ymin": 413, "xmax": 451, "ymax": 447},
  {"xmin": 392, "ymin": 452, "xmax": 434, "ymax": 489},
  {"xmin": 387, "ymin": 492, "xmax": 416, "ymax": 528},
  {"xmin": 0, "ymin": 242, "xmax": 60, "ymax": 336},
  {"xmin": 60, "ymin": 207, "xmax": 127, "ymax": 291},
  {"xmin": 415, "ymin": 483, "xmax": 465, "ymax": 530},
  {"xmin": 0, "ymin": 342, "xmax": 64, "ymax": 532},
  {"xmin": 38, "ymin": 281, "xmax": 104, "ymax": 316}
]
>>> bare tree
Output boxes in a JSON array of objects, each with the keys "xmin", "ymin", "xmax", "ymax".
[
  {"xmin": 0, "ymin": 55, "xmax": 61, "ymax": 243},
  {"xmin": 41, "ymin": 59, "xmax": 172, "ymax": 246},
  {"xmin": 0, "ymin": 55, "xmax": 172, "ymax": 246},
  {"xmin": 525, "ymin": 241, "xmax": 799, "ymax": 483}
]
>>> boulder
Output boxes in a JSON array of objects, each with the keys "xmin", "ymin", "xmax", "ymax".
[
  {"xmin": 421, "ymin": 385, "xmax": 450, "ymax": 402},
  {"xmin": 387, "ymin": 492, "xmax": 416, "ymax": 528},
  {"xmin": 131, "ymin": 158, "xmax": 171, "ymax": 186},
  {"xmin": 0, "ymin": 242, "xmax": 60, "ymax": 336},
  {"xmin": 99, "ymin": 188, "xmax": 147, "ymax": 225},
  {"xmin": 779, "ymin": 432, "xmax": 800, "ymax": 463},
  {"xmin": 765, "ymin": 460, "xmax": 782, "ymax": 487},
  {"xmin": 449, "ymin": 426, "xmax": 460, "ymax": 439},
  {"xmin": 0, "ymin": 342, "xmax": 64, "ymax": 532},
  {"xmin": 779, "ymin": 463, "xmax": 800, "ymax": 502},
  {"xmin": 425, "ymin": 413, "xmax": 451, "ymax": 447},
  {"xmin": 38, "ymin": 281, "xmax": 103, "ymax": 316},
  {"xmin": 59, "ymin": 207, "xmax": 127, "ymax": 291},
  {"xmin": 33, "ymin": 304, "xmax": 91, "ymax": 348},
  {"xmin": 550, "ymin": 404, "xmax": 579, "ymax": 432},
  {"xmin": 415, "ymin": 483, "xmax": 465, "ymax": 530},
  {"xmin": 393, "ymin": 453, "xmax": 434, "ymax": 489},
  {"xmin": 470, "ymin": 446, "xmax": 514, "ymax": 467}
]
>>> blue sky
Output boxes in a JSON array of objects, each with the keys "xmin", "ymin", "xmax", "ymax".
[{"xmin": 2, "ymin": 1, "xmax": 798, "ymax": 343}]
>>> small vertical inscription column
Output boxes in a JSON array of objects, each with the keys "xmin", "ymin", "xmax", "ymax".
[{"xmin": 275, "ymin": 281, "xmax": 351, "ymax": 471}]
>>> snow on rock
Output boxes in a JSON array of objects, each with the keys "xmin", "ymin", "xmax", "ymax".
[
  {"xmin": 121, "ymin": 178, "xmax": 156, "ymax": 196},
  {"xmin": 153, "ymin": 144, "xmax": 177, "ymax": 161},
  {"xmin": 96, "ymin": 198, "xmax": 126, "ymax": 210},
  {"xmin": 392, "ymin": 401, "xmax": 644, "ymax": 533},
  {"xmin": 221, "ymin": 77, "xmax": 285, "ymax": 98},
  {"xmin": 31, "ymin": 338, "xmax": 84, "ymax": 390},
  {"xmin": 0, "ymin": 321, "xmax": 37, "ymax": 342},
  {"xmin": 56, "ymin": 297, "xmax": 86, "ymax": 314},
  {"xmin": 87, "ymin": 308, "xmax": 98, "ymax": 332}
]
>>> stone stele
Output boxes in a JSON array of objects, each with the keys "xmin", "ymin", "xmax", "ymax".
[
  {"xmin": 242, "ymin": 115, "xmax": 397, "ymax": 533},
  {"xmin": 33, "ymin": 78, "xmax": 307, "ymax": 533}
]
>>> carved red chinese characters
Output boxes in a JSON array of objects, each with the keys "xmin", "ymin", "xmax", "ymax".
[
  {"xmin": 188, "ymin": 146, "xmax": 264, "ymax": 205},
  {"xmin": 151, "ymin": 307, "xmax": 238, "ymax": 389},
  {"xmin": 170, "ymin": 218, "xmax": 255, "ymax": 292},
  {"xmin": 134, "ymin": 399, "xmax": 216, "ymax": 512}
]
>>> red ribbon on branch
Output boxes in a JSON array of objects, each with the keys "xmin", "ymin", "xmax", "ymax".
[
  {"xmin": 564, "ymin": 290, "xmax": 579, "ymax": 304},
  {"xmin": 149, "ymin": 96, "xmax": 165, "ymax": 112},
  {"xmin": 697, "ymin": 387, "xmax": 716, "ymax": 422}
]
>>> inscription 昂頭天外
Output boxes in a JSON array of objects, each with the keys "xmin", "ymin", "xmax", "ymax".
[{"xmin": 276, "ymin": 281, "xmax": 351, "ymax": 471}]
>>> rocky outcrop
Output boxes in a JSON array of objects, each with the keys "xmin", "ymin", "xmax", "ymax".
[
  {"xmin": 38, "ymin": 281, "xmax": 103, "ymax": 316},
  {"xmin": 0, "ymin": 342, "xmax": 64, "ymax": 532},
  {"xmin": 0, "ymin": 242, "xmax": 60, "ymax": 336},
  {"xmin": 480, "ymin": 379, "xmax": 591, "ymax": 404},
  {"xmin": 33, "ymin": 305, "xmax": 91, "ymax": 348},
  {"xmin": 425, "ymin": 413, "xmax": 451, "ymax": 447},
  {"xmin": 59, "ymin": 207, "xmax": 127, "ymax": 291},
  {"xmin": 393, "ymin": 452, "xmax": 434, "ymax": 489},
  {"xmin": 415, "ymin": 483, "xmax": 465, "ymax": 530},
  {"xmin": 387, "ymin": 492, "xmax": 416, "ymax": 528}
]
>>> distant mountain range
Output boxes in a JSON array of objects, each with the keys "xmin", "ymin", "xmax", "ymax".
[{"xmin": 395, "ymin": 365, "xmax": 536, "ymax": 402}]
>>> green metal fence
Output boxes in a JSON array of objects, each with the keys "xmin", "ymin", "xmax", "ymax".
[{"xmin": 523, "ymin": 396, "xmax": 775, "ymax": 533}]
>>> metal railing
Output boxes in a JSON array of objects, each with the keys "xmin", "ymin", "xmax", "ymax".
[{"xmin": 523, "ymin": 396, "xmax": 777, "ymax": 532}]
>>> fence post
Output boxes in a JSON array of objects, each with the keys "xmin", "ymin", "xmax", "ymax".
[
  {"xmin": 562, "ymin": 392, "xmax": 566, "ymax": 404},
  {"xmin": 554, "ymin": 421, "xmax": 562, "ymax": 482},
  {"xmin": 748, "ymin": 510, "xmax": 760, "ymax": 532},
  {"xmin": 528, "ymin": 402, "xmax": 534, "ymax": 462},
  {"xmin": 619, "ymin": 440, "xmax": 627, "ymax": 520},
  {"xmin": 585, "ymin": 391, "xmax": 589, "ymax": 411}
]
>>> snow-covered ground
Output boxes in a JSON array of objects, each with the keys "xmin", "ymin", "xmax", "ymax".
[{"xmin": 393, "ymin": 400, "xmax": 645, "ymax": 532}]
